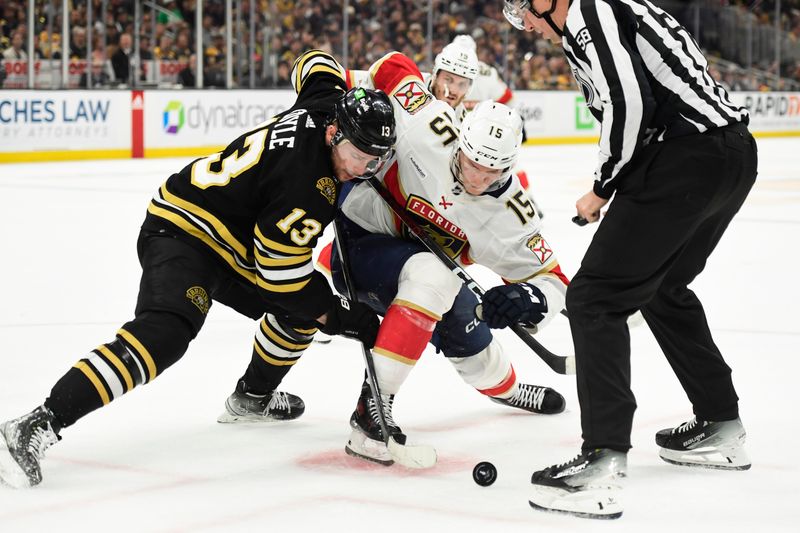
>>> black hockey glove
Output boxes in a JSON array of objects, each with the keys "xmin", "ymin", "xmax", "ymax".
[
  {"xmin": 481, "ymin": 283, "xmax": 548, "ymax": 329},
  {"xmin": 319, "ymin": 295, "xmax": 380, "ymax": 348}
]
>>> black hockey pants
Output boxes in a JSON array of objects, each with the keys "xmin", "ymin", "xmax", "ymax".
[
  {"xmin": 45, "ymin": 231, "xmax": 301, "ymax": 428},
  {"xmin": 567, "ymin": 122, "xmax": 758, "ymax": 452}
]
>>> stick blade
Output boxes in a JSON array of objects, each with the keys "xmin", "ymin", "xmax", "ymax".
[
  {"xmin": 564, "ymin": 355, "xmax": 576, "ymax": 375},
  {"xmin": 388, "ymin": 438, "xmax": 437, "ymax": 469}
]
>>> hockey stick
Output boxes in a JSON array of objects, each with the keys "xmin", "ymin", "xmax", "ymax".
[
  {"xmin": 332, "ymin": 218, "xmax": 437, "ymax": 469},
  {"xmin": 366, "ymin": 177, "xmax": 575, "ymax": 376}
]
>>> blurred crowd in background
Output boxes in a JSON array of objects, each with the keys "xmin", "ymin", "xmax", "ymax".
[{"xmin": 1, "ymin": 0, "xmax": 799, "ymax": 90}]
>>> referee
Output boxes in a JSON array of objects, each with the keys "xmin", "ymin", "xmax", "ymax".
[{"xmin": 502, "ymin": 0, "xmax": 758, "ymax": 519}]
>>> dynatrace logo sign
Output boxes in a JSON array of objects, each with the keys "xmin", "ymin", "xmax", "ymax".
[{"xmin": 163, "ymin": 100, "xmax": 185, "ymax": 134}]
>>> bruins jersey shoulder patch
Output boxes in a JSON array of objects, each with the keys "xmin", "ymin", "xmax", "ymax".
[
  {"xmin": 316, "ymin": 177, "xmax": 337, "ymax": 205},
  {"xmin": 186, "ymin": 286, "xmax": 210, "ymax": 314}
]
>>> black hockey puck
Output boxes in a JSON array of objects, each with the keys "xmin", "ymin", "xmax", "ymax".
[{"xmin": 472, "ymin": 461, "xmax": 497, "ymax": 487}]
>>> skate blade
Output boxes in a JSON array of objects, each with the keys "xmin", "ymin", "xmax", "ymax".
[
  {"xmin": 529, "ymin": 484, "xmax": 623, "ymax": 520},
  {"xmin": 344, "ymin": 445, "xmax": 394, "ymax": 466},
  {"xmin": 659, "ymin": 447, "xmax": 751, "ymax": 470},
  {"xmin": 345, "ymin": 430, "xmax": 437, "ymax": 469},
  {"xmin": 345, "ymin": 429, "xmax": 394, "ymax": 466},
  {"xmin": 216, "ymin": 411, "xmax": 285, "ymax": 424}
]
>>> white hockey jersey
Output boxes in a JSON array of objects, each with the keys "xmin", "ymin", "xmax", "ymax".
[
  {"xmin": 342, "ymin": 52, "xmax": 567, "ymax": 318},
  {"xmin": 348, "ymin": 67, "xmax": 472, "ymax": 125},
  {"xmin": 464, "ymin": 61, "xmax": 513, "ymax": 108}
]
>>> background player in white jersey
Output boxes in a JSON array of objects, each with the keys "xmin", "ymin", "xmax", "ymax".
[
  {"xmin": 451, "ymin": 34, "xmax": 516, "ymax": 113},
  {"xmin": 332, "ymin": 52, "xmax": 569, "ymax": 464},
  {"xmin": 427, "ymin": 40, "xmax": 479, "ymax": 125},
  {"xmin": 442, "ymin": 34, "xmax": 541, "ymax": 216}
]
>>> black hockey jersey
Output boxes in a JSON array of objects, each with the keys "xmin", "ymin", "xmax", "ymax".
[{"xmin": 142, "ymin": 50, "xmax": 347, "ymax": 321}]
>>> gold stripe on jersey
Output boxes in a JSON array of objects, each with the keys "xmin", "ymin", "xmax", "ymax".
[
  {"xmin": 254, "ymin": 343, "xmax": 300, "ymax": 367},
  {"xmin": 292, "ymin": 50, "xmax": 345, "ymax": 94},
  {"xmin": 306, "ymin": 65, "xmax": 345, "ymax": 81},
  {"xmin": 392, "ymin": 299, "xmax": 442, "ymax": 321},
  {"xmin": 255, "ymin": 248, "xmax": 315, "ymax": 293},
  {"xmin": 260, "ymin": 318, "xmax": 312, "ymax": 351},
  {"xmin": 117, "ymin": 328, "xmax": 158, "ymax": 382},
  {"xmin": 254, "ymin": 249, "xmax": 312, "ymax": 267},
  {"xmin": 506, "ymin": 263, "xmax": 564, "ymax": 284},
  {"xmin": 74, "ymin": 361, "xmax": 111, "ymax": 405},
  {"xmin": 252, "ymin": 315, "xmax": 309, "ymax": 366},
  {"xmin": 83, "ymin": 350, "xmax": 125, "ymax": 399},
  {"xmin": 97, "ymin": 344, "xmax": 134, "ymax": 392},
  {"xmin": 294, "ymin": 326, "xmax": 318, "ymax": 335},
  {"xmin": 160, "ymin": 184, "xmax": 250, "ymax": 260},
  {"xmin": 256, "ymin": 277, "xmax": 310, "ymax": 293},
  {"xmin": 254, "ymin": 225, "xmax": 311, "ymax": 256},
  {"xmin": 147, "ymin": 202, "xmax": 256, "ymax": 282},
  {"xmin": 373, "ymin": 347, "xmax": 417, "ymax": 366}
]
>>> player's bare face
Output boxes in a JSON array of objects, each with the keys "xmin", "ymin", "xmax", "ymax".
[
  {"xmin": 433, "ymin": 72, "xmax": 472, "ymax": 109},
  {"xmin": 457, "ymin": 151, "xmax": 505, "ymax": 195},
  {"xmin": 331, "ymin": 138, "xmax": 383, "ymax": 182}
]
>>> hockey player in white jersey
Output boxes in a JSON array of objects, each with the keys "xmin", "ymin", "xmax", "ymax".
[
  {"xmin": 440, "ymin": 35, "xmax": 544, "ymax": 218},
  {"xmin": 330, "ymin": 52, "xmax": 568, "ymax": 464},
  {"xmin": 451, "ymin": 35, "xmax": 516, "ymax": 112},
  {"xmin": 427, "ymin": 40, "xmax": 479, "ymax": 124}
]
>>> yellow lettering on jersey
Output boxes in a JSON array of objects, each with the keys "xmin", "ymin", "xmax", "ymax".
[{"xmin": 191, "ymin": 129, "xmax": 268, "ymax": 189}]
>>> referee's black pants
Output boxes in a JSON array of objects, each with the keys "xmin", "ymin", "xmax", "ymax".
[{"xmin": 567, "ymin": 123, "xmax": 758, "ymax": 452}]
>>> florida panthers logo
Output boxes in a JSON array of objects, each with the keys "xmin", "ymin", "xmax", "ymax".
[
  {"xmin": 393, "ymin": 81, "xmax": 432, "ymax": 115},
  {"xmin": 526, "ymin": 235, "xmax": 553, "ymax": 264}
]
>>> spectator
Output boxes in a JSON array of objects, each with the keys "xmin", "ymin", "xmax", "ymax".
[
  {"xmin": 70, "ymin": 26, "xmax": 87, "ymax": 60},
  {"xmin": 177, "ymin": 53, "xmax": 196, "ymax": 87},
  {"xmin": 111, "ymin": 32, "xmax": 133, "ymax": 84},
  {"xmin": 79, "ymin": 50, "xmax": 111, "ymax": 88},
  {"xmin": 275, "ymin": 59, "xmax": 291, "ymax": 87},
  {"xmin": 2, "ymin": 31, "xmax": 26, "ymax": 61}
]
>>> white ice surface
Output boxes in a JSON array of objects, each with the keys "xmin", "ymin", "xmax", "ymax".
[{"xmin": 0, "ymin": 140, "xmax": 797, "ymax": 532}]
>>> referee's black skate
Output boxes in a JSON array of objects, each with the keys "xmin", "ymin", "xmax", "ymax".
[
  {"xmin": 529, "ymin": 448, "xmax": 626, "ymax": 520},
  {"xmin": 656, "ymin": 416, "xmax": 750, "ymax": 470},
  {"xmin": 217, "ymin": 379, "xmax": 305, "ymax": 423},
  {"xmin": 0, "ymin": 405, "xmax": 61, "ymax": 488},
  {"xmin": 345, "ymin": 382, "xmax": 406, "ymax": 466},
  {"xmin": 490, "ymin": 383, "xmax": 565, "ymax": 414}
]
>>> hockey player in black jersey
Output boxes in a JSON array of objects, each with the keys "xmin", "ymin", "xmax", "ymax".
[{"xmin": 0, "ymin": 50, "xmax": 397, "ymax": 489}]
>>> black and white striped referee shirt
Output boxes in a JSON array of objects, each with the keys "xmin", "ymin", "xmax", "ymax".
[{"xmin": 562, "ymin": 0, "xmax": 749, "ymax": 198}]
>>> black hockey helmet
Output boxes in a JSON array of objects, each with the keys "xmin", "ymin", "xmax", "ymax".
[{"xmin": 333, "ymin": 87, "xmax": 396, "ymax": 157}]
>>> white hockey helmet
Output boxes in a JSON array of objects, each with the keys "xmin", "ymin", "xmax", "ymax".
[
  {"xmin": 452, "ymin": 34, "xmax": 477, "ymax": 52},
  {"xmin": 433, "ymin": 42, "xmax": 479, "ymax": 81},
  {"xmin": 458, "ymin": 100, "xmax": 523, "ymax": 172}
]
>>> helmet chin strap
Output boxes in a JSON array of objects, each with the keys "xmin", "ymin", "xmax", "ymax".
[{"xmin": 543, "ymin": 12, "xmax": 564, "ymax": 37}]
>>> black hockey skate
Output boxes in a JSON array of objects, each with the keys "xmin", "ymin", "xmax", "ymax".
[
  {"xmin": 345, "ymin": 382, "xmax": 407, "ymax": 466},
  {"xmin": 217, "ymin": 379, "xmax": 305, "ymax": 423},
  {"xmin": 0, "ymin": 405, "xmax": 61, "ymax": 488},
  {"xmin": 490, "ymin": 383, "xmax": 566, "ymax": 414},
  {"xmin": 656, "ymin": 416, "xmax": 750, "ymax": 470},
  {"xmin": 529, "ymin": 448, "xmax": 627, "ymax": 520}
]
